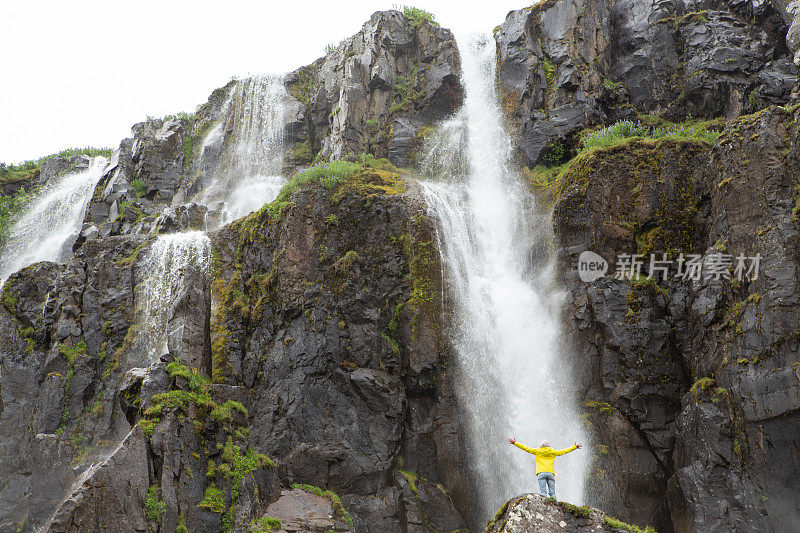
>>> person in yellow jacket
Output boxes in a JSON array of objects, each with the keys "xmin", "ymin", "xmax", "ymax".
[{"xmin": 508, "ymin": 437, "xmax": 582, "ymax": 500}]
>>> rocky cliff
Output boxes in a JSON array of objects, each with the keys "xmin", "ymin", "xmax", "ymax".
[
  {"xmin": 0, "ymin": 9, "xmax": 471, "ymax": 533},
  {"xmin": 493, "ymin": 1, "xmax": 800, "ymax": 531},
  {"xmin": 495, "ymin": 0, "xmax": 798, "ymax": 166},
  {"xmin": 3, "ymin": 2, "xmax": 800, "ymax": 533}
]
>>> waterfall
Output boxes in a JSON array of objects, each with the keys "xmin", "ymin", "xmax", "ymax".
[
  {"xmin": 0, "ymin": 156, "xmax": 108, "ymax": 284},
  {"xmin": 194, "ymin": 75, "xmax": 287, "ymax": 225},
  {"xmin": 419, "ymin": 34, "xmax": 590, "ymax": 517},
  {"xmin": 137, "ymin": 231, "xmax": 211, "ymax": 364}
]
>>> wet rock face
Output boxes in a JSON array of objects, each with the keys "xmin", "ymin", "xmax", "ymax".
[
  {"xmin": 551, "ymin": 106, "xmax": 800, "ymax": 532},
  {"xmin": 207, "ymin": 176, "xmax": 469, "ymax": 531},
  {"xmin": 0, "ymin": 235, "xmax": 146, "ymax": 530},
  {"xmin": 496, "ymin": 0, "xmax": 798, "ymax": 165},
  {"xmin": 285, "ymin": 10, "xmax": 464, "ymax": 170},
  {"xmin": 0, "ymin": 168, "xmax": 470, "ymax": 531}
]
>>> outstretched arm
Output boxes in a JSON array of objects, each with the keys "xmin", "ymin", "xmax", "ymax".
[
  {"xmin": 508, "ymin": 438, "xmax": 537, "ymax": 455},
  {"xmin": 554, "ymin": 442, "xmax": 582, "ymax": 456}
]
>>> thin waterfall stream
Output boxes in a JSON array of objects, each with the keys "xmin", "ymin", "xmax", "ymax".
[
  {"xmin": 137, "ymin": 231, "xmax": 211, "ymax": 364},
  {"xmin": 139, "ymin": 74, "xmax": 288, "ymax": 364},
  {"xmin": 0, "ymin": 156, "xmax": 108, "ymax": 284},
  {"xmin": 419, "ymin": 33, "xmax": 590, "ymax": 518}
]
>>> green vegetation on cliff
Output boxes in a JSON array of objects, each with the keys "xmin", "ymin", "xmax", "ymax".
[
  {"xmin": 581, "ymin": 119, "xmax": 720, "ymax": 151},
  {"xmin": 603, "ymin": 515, "xmax": 657, "ymax": 533},
  {"xmin": 241, "ymin": 154, "xmax": 406, "ymax": 227},
  {"xmin": 0, "ymin": 146, "xmax": 112, "ymax": 181},
  {"xmin": 525, "ymin": 117, "xmax": 721, "ymax": 205},
  {"xmin": 0, "ymin": 187, "xmax": 33, "ymax": 242},
  {"xmin": 398, "ymin": 5, "xmax": 438, "ymax": 27},
  {"xmin": 210, "ymin": 154, "xmax": 410, "ymax": 383}
]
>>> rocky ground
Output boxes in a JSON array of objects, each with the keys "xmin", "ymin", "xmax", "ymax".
[
  {"xmin": 1, "ymin": 2, "xmax": 800, "ymax": 532},
  {"xmin": 486, "ymin": 493, "xmax": 648, "ymax": 533}
]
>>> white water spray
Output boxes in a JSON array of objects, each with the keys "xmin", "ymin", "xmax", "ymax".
[
  {"xmin": 420, "ymin": 34, "xmax": 589, "ymax": 517},
  {"xmin": 137, "ymin": 231, "xmax": 211, "ymax": 364},
  {"xmin": 0, "ymin": 156, "xmax": 108, "ymax": 284},
  {"xmin": 194, "ymin": 75, "xmax": 287, "ymax": 224}
]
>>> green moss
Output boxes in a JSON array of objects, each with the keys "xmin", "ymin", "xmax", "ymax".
[
  {"xmin": 210, "ymin": 400, "xmax": 248, "ymax": 423},
  {"xmin": 333, "ymin": 250, "xmax": 360, "ymax": 273},
  {"xmin": 380, "ymin": 332, "xmax": 401, "ymax": 355},
  {"xmin": 399, "ymin": 216, "xmax": 438, "ymax": 341},
  {"xmin": 398, "ymin": 5, "xmax": 438, "ymax": 27},
  {"xmin": 146, "ymin": 485, "xmax": 166, "ymax": 523},
  {"xmin": 388, "ymin": 301, "xmax": 404, "ymax": 333},
  {"xmin": 584, "ymin": 400, "xmax": 617, "ymax": 414},
  {"xmin": 59, "ymin": 339, "xmax": 87, "ymax": 363},
  {"xmin": 0, "ymin": 186, "xmax": 36, "ymax": 243},
  {"xmin": 250, "ymin": 516, "xmax": 281, "ymax": 533},
  {"xmin": 555, "ymin": 501, "xmax": 592, "ymax": 518},
  {"xmin": 398, "ymin": 469, "xmax": 419, "ymax": 493},
  {"xmin": 690, "ymin": 377, "xmax": 714, "ymax": 397},
  {"xmin": 290, "ymin": 139, "xmax": 314, "ymax": 165},
  {"xmin": 288, "ymin": 67, "xmax": 317, "ymax": 106},
  {"xmin": 131, "ymin": 179, "xmax": 147, "ymax": 198},
  {"xmin": 291, "ymin": 484, "xmax": 353, "ymax": 527},
  {"xmin": 390, "ymin": 62, "xmax": 424, "ymax": 115},
  {"xmin": 1, "ymin": 290, "xmax": 18, "ymax": 314},
  {"xmin": 219, "ymin": 437, "xmax": 275, "ymax": 499},
  {"xmin": 176, "ymin": 513, "xmax": 189, "ymax": 533},
  {"xmin": 138, "ymin": 417, "xmax": 159, "ymax": 437},
  {"xmin": 654, "ymin": 10, "xmax": 709, "ymax": 30},
  {"xmin": 603, "ymin": 515, "xmax": 657, "ymax": 533},
  {"xmin": 630, "ymin": 274, "xmax": 668, "ymax": 298},
  {"xmin": 198, "ymin": 484, "xmax": 226, "ymax": 513},
  {"xmin": 542, "ymin": 59, "xmax": 556, "ymax": 86},
  {"xmin": 486, "ymin": 496, "xmax": 519, "ymax": 530},
  {"xmin": 114, "ymin": 243, "xmax": 146, "ymax": 267}
]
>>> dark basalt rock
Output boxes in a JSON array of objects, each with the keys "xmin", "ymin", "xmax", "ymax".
[
  {"xmin": 206, "ymin": 175, "xmax": 470, "ymax": 531},
  {"xmin": 549, "ymin": 106, "xmax": 800, "ymax": 532},
  {"xmin": 495, "ymin": 0, "xmax": 798, "ymax": 166},
  {"xmin": 285, "ymin": 10, "xmax": 464, "ymax": 170}
]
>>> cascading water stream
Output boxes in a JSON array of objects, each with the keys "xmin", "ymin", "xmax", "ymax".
[
  {"xmin": 136, "ymin": 75, "xmax": 289, "ymax": 363},
  {"xmin": 194, "ymin": 74, "xmax": 287, "ymax": 225},
  {"xmin": 419, "ymin": 33, "xmax": 589, "ymax": 518},
  {"xmin": 137, "ymin": 231, "xmax": 211, "ymax": 364},
  {"xmin": 0, "ymin": 156, "xmax": 108, "ymax": 284}
]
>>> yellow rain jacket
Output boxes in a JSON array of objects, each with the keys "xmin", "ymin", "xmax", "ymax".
[{"xmin": 513, "ymin": 442, "xmax": 577, "ymax": 474}]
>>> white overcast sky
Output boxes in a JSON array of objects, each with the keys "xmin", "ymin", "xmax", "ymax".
[{"xmin": 0, "ymin": 0, "xmax": 526, "ymax": 164}]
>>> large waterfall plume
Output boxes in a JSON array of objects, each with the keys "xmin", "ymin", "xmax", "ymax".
[
  {"xmin": 0, "ymin": 156, "xmax": 108, "ymax": 284},
  {"xmin": 419, "ymin": 33, "xmax": 590, "ymax": 518}
]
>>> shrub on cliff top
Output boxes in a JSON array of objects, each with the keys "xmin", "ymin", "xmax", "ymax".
[
  {"xmin": 582, "ymin": 119, "xmax": 720, "ymax": 151},
  {"xmin": 1, "ymin": 146, "xmax": 112, "ymax": 180},
  {"xmin": 396, "ymin": 5, "xmax": 438, "ymax": 26}
]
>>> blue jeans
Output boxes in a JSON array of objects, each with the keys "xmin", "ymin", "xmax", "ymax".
[{"xmin": 537, "ymin": 472, "xmax": 556, "ymax": 499}]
